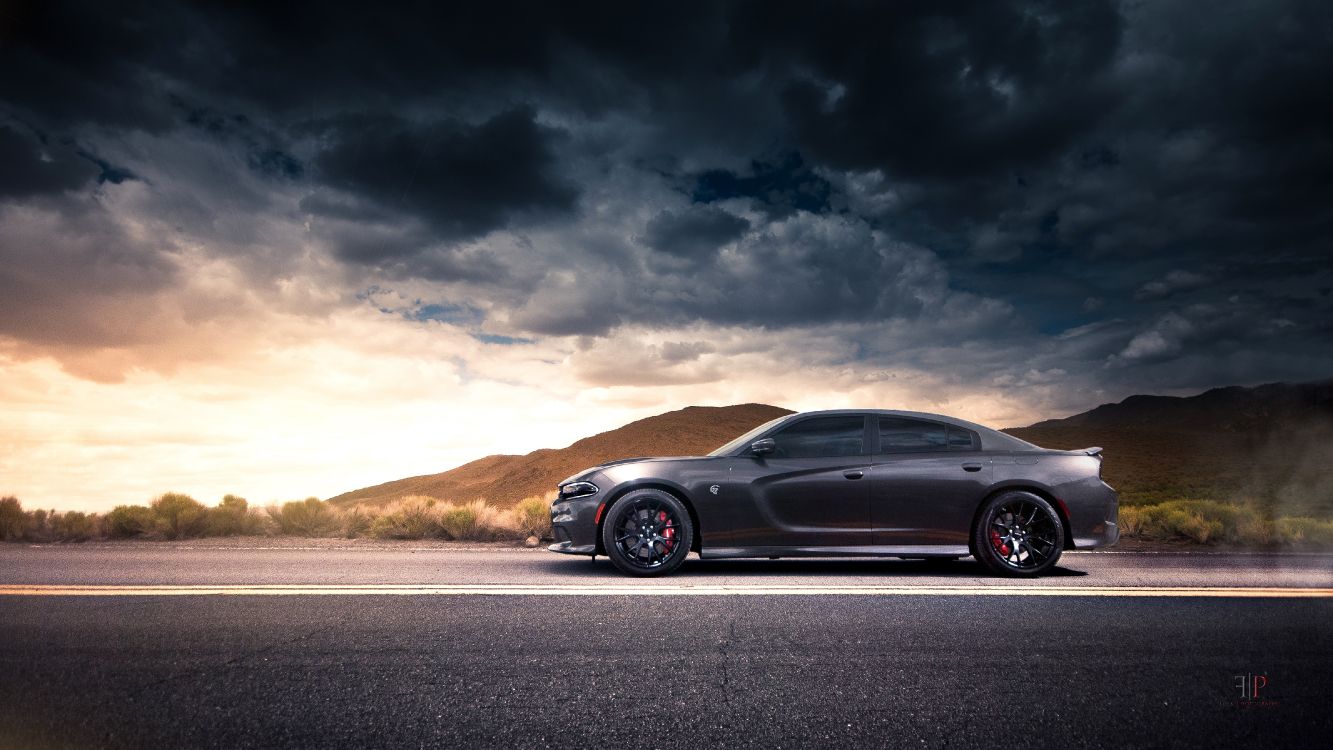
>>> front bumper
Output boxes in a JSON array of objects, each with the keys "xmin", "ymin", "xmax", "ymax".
[
  {"xmin": 548, "ymin": 488, "xmax": 603, "ymax": 556},
  {"xmin": 548, "ymin": 540, "xmax": 597, "ymax": 555}
]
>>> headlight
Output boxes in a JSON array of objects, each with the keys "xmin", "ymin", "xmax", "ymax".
[{"xmin": 559, "ymin": 481, "xmax": 599, "ymax": 499}]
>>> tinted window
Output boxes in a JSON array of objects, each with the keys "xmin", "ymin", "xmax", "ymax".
[
  {"xmin": 768, "ymin": 416, "xmax": 865, "ymax": 459},
  {"xmin": 947, "ymin": 426, "xmax": 978, "ymax": 450},
  {"xmin": 878, "ymin": 417, "xmax": 948, "ymax": 453}
]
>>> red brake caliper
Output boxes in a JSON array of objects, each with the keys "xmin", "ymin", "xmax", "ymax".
[
  {"xmin": 660, "ymin": 511, "xmax": 674, "ymax": 552},
  {"xmin": 989, "ymin": 529, "xmax": 1010, "ymax": 557}
]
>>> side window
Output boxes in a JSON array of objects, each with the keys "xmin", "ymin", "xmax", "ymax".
[
  {"xmin": 877, "ymin": 417, "xmax": 949, "ymax": 453},
  {"xmin": 947, "ymin": 426, "xmax": 978, "ymax": 450},
  {"xmin": 768, "ymin": 416, "xmax": 865, "ymax": 459}
]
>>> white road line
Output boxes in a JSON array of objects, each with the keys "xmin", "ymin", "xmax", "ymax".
[{"xmin": 1, "ymin": 584, "xmax": 1330, "ymax": 598}]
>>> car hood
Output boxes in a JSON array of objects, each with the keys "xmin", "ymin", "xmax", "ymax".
[{"xmin": 559, "ymin": 455, "xmax": 714, "ymax": 485}]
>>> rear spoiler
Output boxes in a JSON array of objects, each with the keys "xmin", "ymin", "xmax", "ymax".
[{"xmin": 1081, "ymin": 446, "xmax": 1104, "ymax": 457}]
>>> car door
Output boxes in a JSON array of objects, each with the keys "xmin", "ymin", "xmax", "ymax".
[
  {"xmin": 726, "ymin": 415, "xmax": 872, "ymax": 548},
  {"xmin": 868, "ymin": 417, "xmax": 993, "ymax": 547}
]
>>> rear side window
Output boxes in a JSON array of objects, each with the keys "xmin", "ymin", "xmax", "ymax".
[
  {"xmin": 947, "ymin": 426, "xmax": 979, "ymax": 450},
  {"xmin": 877, "ymin": 417, "xmax": 948, "ymax": 453},
  {"xmin": 768, "ymin": 416, "xmax": 866, "ymax": 458}
]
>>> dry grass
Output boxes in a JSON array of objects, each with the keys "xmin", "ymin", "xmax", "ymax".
[
  {"xmin": 514, "ymin": 495, "xmax": 553, "ymax": 539},
  {"xmin": 1, "ymin": 492, "xmax": 557, "ymax": 543},
  {"xmin": 1119, "ymin": 499, "xmax": 1333, "ymax": 547},
  {"xmin": 267, "ymin": 497, "xmax": 342, "ymax": 537},
  {"xmin": 369, "ymin": 496, "xmax": 440, "ymax": 539}
]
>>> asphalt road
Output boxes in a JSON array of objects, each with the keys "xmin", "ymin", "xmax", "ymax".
[{"xmin": 1, "ymin": 545, "xmax": 1330, "ymax": 748}]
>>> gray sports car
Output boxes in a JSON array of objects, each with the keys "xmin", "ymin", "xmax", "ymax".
[{"xmin": 548, "ymin": 409, "xmax": 1119, "ymax": 577}]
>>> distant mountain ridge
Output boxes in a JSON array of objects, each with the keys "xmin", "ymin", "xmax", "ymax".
[
  {"xmin": 1005, "ymin": 380, "xmax": 1333, "ymax": 510},
  {"xmin": 1021, "ymin": 381, "xmax": 1333, "ymax": 433},
  {"xmin": 331, "ymin": 381, "xmax": 1332, "ymax": 513}
]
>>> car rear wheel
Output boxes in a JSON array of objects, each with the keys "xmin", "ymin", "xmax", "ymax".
[
  {"xmin": 600, "ymin": 490, "xmax": 693, "ymax": 577},
  {"xmin": 972, "ymin": 491, "xmax": 1064, "ymax": 577}
]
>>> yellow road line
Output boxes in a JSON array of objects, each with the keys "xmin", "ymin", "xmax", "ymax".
[{"xmin": 0, "ymin": 584, "xmax": 1330, "ymax": 598}]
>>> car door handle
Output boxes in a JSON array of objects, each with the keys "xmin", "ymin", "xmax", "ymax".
[
  {"xmin": 843, "ymin": 470, "xmax": 864, "ymax": 480},
  {"xmin": 961, "ymin": 462, "xmax": 983, "ymax": 472}
]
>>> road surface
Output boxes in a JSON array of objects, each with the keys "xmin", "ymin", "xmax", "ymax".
[{"xmin": 1, "ymin": 544, "xmax": 1330, "ymax": 748}]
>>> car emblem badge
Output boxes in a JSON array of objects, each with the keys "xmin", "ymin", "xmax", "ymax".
[{"xmin": 709, "ymin": 485, "xmax": 720, "ymax": 495}]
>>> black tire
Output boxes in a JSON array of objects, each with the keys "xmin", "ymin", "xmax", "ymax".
[
  {"xmin": 600, "ymin": 489, "xmax": 694, "ymax": 577},
  {"xmin": 972, "ymin": 491, "xmax": 1065, "ymax": 577}
]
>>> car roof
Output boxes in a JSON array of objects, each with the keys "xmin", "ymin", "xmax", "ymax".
[{"xmin": 778, "ymin": 409, "xmax": 1038, "ymax": 452}]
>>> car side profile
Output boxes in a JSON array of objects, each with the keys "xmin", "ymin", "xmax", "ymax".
[{"xmin": 548, "ymin": 409, "xmax": 1118, "ymax": 577}]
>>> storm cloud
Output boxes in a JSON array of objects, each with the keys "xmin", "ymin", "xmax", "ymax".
[
  {"xmin": 2, "ymin": 0, "xmax": 1331, "ymax": 399},
  {"xmin": 313, "ymin": 108, "xmax": 577, "ymax": 248}
]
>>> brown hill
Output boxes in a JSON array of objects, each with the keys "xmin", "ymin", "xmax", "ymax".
[
  {"xmin": 1004, "ymin": 380, "xmax": 1333, "ymax": 512},
  {"xmin": 328, "ymin": 403, "xmax": 793, "ymax": 508}
]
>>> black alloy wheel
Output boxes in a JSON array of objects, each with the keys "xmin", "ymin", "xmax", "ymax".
[
  {"xmin": 973, "ymin": 491, "xmax": 1064, "ymax": 577},
  {"xmin": 600, "ymin": 489, "xmax": 693, "ymax": 577}
]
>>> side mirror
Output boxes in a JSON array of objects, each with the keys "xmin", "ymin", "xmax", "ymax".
[{"xmin": 750, "ymin": 438, "xmax": 776, "ymax": 456}]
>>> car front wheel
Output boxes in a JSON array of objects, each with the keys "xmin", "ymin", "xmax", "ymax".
[
  {"xmin": 600, "ymin": 489, "xmax": 693, "ymax": 577},
  {"xmin": 972, "ymin": 491, "xmax": 1065, "ymax": 577}
]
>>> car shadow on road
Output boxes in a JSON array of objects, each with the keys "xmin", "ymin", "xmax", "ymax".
[{"xmin": 540, "ymin": 557, "xmax": 1089, "ymax": 579}]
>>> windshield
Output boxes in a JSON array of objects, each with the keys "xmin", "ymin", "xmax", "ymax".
[{"xmin": 707, "ymin": 415, "xmax": 792, "ymax": 456}]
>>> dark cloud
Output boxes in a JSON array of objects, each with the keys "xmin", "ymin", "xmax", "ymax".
[
  {"xmin": 1135, "ymin": 270, "xmax": 1213, "ymax": 301},
  {"xmin": 312, "ymin": 108, "xmax": 577, "ymax": 249},
  {"xmin": 758, "ymin": 0, "xmax": 1125, "ymax": 181},
  {"xmin": 691, "ymin": 153, "xmax": 832, "ymax": 218},
  {"xmin": 0, "ymin": 1, "xmax": 182, "ymax": 131},
  {"xmin": 1, "ymin": 0, "xmax": 1331, "ymax": 395},
  {"xmin": 641, "ymin": 206, "xmax": 748, "ymax": 258},
  {"xmin": 0, "ymin": 124, "xmax": 98, "ymax": 198},
  {"xmin": 513, "ymin": 213, "xmax": 966, "ymax": 337}
]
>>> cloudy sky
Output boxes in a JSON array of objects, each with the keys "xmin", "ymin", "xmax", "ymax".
[{"xmin": 2, "ymin": 0, "xmax": 1331, "ymax": 510}]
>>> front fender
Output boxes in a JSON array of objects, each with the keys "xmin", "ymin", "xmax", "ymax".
[{"xmin": 598, "ymin": 462, "xmax": 736, "ymax": 552}]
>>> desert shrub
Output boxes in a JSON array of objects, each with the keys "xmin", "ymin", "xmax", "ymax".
[
  {"xmin": 1169, "ymin": 508, "xmax": 1224, "ymax": 544},
  {"xmin": 1234, "ymin": 514, "xmax": 1277, "ymax": 546},
  {"xmin": 268, "ymin": 497, "xmax": 341, "ymax": 536},
  {"xmin": 513, "ymin": 495, "xmax": 552, "ymax": 540},
  {"xmin": 0, "ymin": 496, "xmax": 24, "ymax": 541},
  {"xmin": 341, "ymin": 505, "xmax": 374, "ymax": 538},
  {"xmin": 51, "ymin": 511, "xmax": 98, "ymax": 542},
  {"xmin": 106, "ymin": 505, "xmax": 157, "ymax": 538},
  {"xmin": 438, "ymin": 502, "xmax": 479, "ymax": 541},
  {"xmin": 23, "ymin": 508, "xmax": 53, "ymax": 542},
  {"xmin": 1120, "ymin": 499, "xmax": 1234, "ymax": 543},
  {"xmin": 206, "ymin": 494, "xmax": 252, "ymax": 536},
  {"xmin": 473, "ymin": 499, "xmax": 517, "ymax": 541},
  {"xmin": 247, "ymin": 508, "xmax": 279, "ymax": 536},
  {"xmin": 151, "ymin": 492, "xmax": 207, "ymax": 539},
  {"xmin": 445, "ymin": 498, "xmax": 517, "ymax": 540},
  {"xmin": 1118, "ymin": 505, "xmax": 1146, "ymax": 537},
  {"xmin": 1118, "ymin": 498, "xmax": 1333, "ymax": 547},
  {"xmin": 370, "ymin": 497, "xmax": 439, "ymax": 539},
  {"xmin": 1276, "ymin": 517, "xmax": 1333, "ymax": 546}
]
